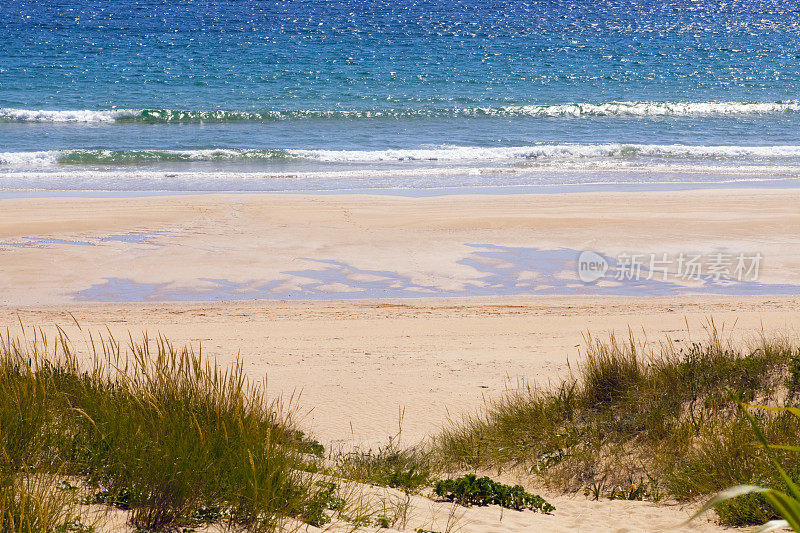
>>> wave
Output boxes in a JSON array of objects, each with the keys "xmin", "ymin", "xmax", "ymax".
[
  {"xmin": 57, "ymin": 149, "xmax": 293, "ymax": 165},
  {"xmin": 0, "ymin": 149, "xmax": 294, "ymax": 166},
  {"xmin": 4, "ymin": 144, "xmax": 800, "ymax": 168},
  {"xmin": 0, "ymin": 109, "xmax": 138, "ymax": 123},
  {"xmin": 3, "ymin": 101, "xmax": 800, "ymax": 123},
  {"xmin": 289, "ymin": 144, "xmax": 800, "ymax": 163}
]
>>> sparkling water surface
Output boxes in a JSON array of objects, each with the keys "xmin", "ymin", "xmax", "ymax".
[{"xmin": 2, "ymin": 0, "xmax": 800, "ymax": 191}]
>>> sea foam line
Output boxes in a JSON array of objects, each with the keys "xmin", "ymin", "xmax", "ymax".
[
  {"xmin": 289, "ymin": 144, "xmax": 800, "ymax": 163},
  {"xmin": 0, "ymin": 167, "xmax": 796, "ymax": 195},
  {"xmin": 4, "ymin": 144, "xmax": 800, "ymax": 167},
  {"xmin": 3, "ymin": 100, "xmax": 800, "ymax": 123}
]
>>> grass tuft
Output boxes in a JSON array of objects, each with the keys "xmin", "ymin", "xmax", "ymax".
[
  {"xmin": 579, "ymin": 332, "xmax": 642, "ymax": 406},
  {"xmin": 436, "ymin": 325, "xmax": 799, "ymax": 525},
  {"xmin": 0, "ymin": 328, "xmax": 330, "ymax": 532},
  {"xmin": 329, "ymin": 443, "xmax": 434, "ymax": 492}
]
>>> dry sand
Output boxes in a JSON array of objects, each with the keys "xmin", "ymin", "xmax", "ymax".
[
  {"xmin": 2, "ymin": 188, "xmax": 799, "ymax": 531},
  {"xmin": 5, "ymin": 296, "xmax": 799, "ymax": 449}
]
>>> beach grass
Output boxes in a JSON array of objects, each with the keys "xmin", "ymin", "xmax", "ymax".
[
  {"xmin": 4, "ymin": 322, "xmax": 800, "ymax": 530},
  {"xmin": 326, "ymin": 420, "xmax": 436, "ymax": 493},
  {"xmin": 0, "ymin": 327, "xmax": 330, "ymax": 532},
  {"xmin": 0, "ymin": 343, "xmax": 85, "ymax": 532},
  {"xmin": 682, "ymin": 401, "xmax": 800, "ymax": 532},
  {"xmin": 435, "ymin": 324, "xmax": 800, "ymax": 526},
  {"xmin": 0, "ymin": 324, "xmax": 561, "ymax": 531}
]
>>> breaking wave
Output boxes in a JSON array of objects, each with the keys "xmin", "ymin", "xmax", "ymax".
[
  {"xmin": 4, "ymin": 144, "xmax": 800, "ymax": 168},
  {"xmin": 3, "ymin": 100, "xmax": 800, "ymax": 124}
]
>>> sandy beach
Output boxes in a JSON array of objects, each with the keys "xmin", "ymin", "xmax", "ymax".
[
  {"xmin": 2, "ymin": 188, "xmax": 799, "ymax": 530},
  {"xmin": 3, "ymin": 295, "xmax": 799, "ymax": 448},
  {"xmin": 1, "ymin": 188, "xmax": 799, "ymax": 305},
  {"xmin": 7, "ymin": 297, "xmax": 796, "ymax": 533},
  {"xmin": 7, "ymin": 4, "xmax": 800, "ymax": 530}
]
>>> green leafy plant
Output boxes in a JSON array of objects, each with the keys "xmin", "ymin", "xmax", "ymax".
[
  {"xmin": 433, "ymin": 474, "xmax": 555, "ymax": 513},
  {"xmin": 584, "ymin": 475, "xmax": 606, "ymax": 501},
  {"xmin": 298, "ymin": 481, "xmax": 345, "ymax": 527}
]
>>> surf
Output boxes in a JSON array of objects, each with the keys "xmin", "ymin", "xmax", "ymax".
[{"xmin": 3, "ymin": 101, "xmax": 800, "ymax": 124}]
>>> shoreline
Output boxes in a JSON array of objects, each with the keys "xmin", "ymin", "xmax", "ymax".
[{"xmin": 1, "ymin": 175, "xmax": 799, "ymax": 200}]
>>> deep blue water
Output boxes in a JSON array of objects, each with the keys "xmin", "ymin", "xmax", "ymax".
[{"xmin": 2, "ymin": 0, "xmax": 800, "ymax": 191}]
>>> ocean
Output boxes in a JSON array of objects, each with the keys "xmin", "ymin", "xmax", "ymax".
[{"xmin": 2, "ymin": 0, "xmax": 800, "ymax": 193}]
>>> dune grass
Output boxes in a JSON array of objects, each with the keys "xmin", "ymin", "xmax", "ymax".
[
  {"xmin": 0, "ymin": 327, "xmax": 333, "ymax": 532},
  {"xmin": 0, "ymin": 326, "xmax": 504, "ymax": 532},
  {"xmin": 325, "ymin": 413, "xmax": 435, "ymax": 494},
  {"xmin": 0, "ymin": 328, "xmax": 88, "ymax": 532},
  {"xmin": 436, "ymin": 325, "xmax": 800, "ymax": 526},
  {"xmin": 684, "ymin": 402, "xmax": 800, "ymax": 532},
  {"xmin": 6, "ymin": 321, "xmax": 798, "ymax": 530}
]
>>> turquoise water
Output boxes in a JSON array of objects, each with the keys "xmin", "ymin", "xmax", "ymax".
[{"xmin": 2, "ymin": 0, "xmax": 800, "ymax": 192}]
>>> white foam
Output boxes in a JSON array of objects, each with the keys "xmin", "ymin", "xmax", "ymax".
[
  {"xmin": 487, "ymin": 101, "xmax": 800, "ymax": 117},
  {"xmin": 0, "ymin": 162, "xmax": 798, "ymax": 193},
  {"xmin": 4, "ymin": 144, "xmax": 800, "ymax": 169},
  {"xmin": 289, "ymin": 144, "xmax": 800, "ymax": 163},
  {"xmin": 0, "ymin": 108, "xmax": 138, "ymax": 123},
  {"xmin": 0, "ymin": 151, "xmax": 63, "ymax": 166},
  {"xmin": 2, "ymin": 100, "xmax": 800, "ymax": 123}
]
